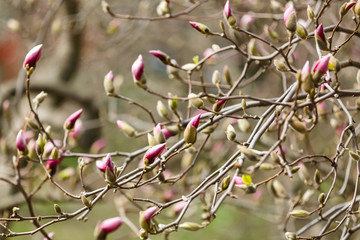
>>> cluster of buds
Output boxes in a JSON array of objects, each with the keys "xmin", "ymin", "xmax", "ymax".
[
  {"xmin": 132, "ymin": 55, "xmax": 146, "ymax": 89},
  {"xmin": 94, "ymin": 217, "xmax": 123, "ymax": 240}
]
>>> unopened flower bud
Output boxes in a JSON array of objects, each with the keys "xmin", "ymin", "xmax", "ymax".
[
  {"xmin": 16, "ymin": 130, "xmax": 28, "ymax": 155},
  {"xmin": 350, "ymin": 150, "xmax": 360, "ymax": 161},
  {"xmin": 260, "ymin": 163, "xmax": 275, "ymax": 170},
  {"xmin": 54, "ymin": 204, "xmax": 62, "ymax": 214},
  {"xmin": 184, "ymin": 114, "xmax": 201, "ymax": 144},
  {"xmin": 318, "ymin": 192, "xmax": 326, "ymax": 204},
  {"xmin": 237, "ymin": 119, "xmax": 250, "ymax": 132},
  {"xmin": 212, "ymin": 70, "xmax": 221, "ymax": 85},
  {"xmin": 284, "ymin": 5, "xmax": 297, "ymax": 33},
  {"xmin": 188, "ymin": 93, "xmax": 204, "ymax": 109},
  {"xmin": 270, "ymin": 179, "xmax": 287, "ymax": 198},
  {"xmin": 139, "ymin": 206, "xmax": 157, "ymax": 231},
  {"xmin": 238, "ymin": 146, "xmax": 258, "ymax": 161},
  {"xmin": 36, "ymin": 134, "xmax": 45, "ymax": 156},
  {"xmin": 285, "ymin": 232, "xmax": 297, "ymax": 240},
  {"xmin": 339, "ymin": 2, "xmax": 356, "ymax": 19},
  {"xmin": 168, "ymin": 93, "xmax": 178, "ymax": 111},
  {"xmin": 104, "ymin": 71, "xmax": 114, "ymax": 94},
  {"xmin": 179, "ymin": 222, "xmax": 202, "ymax": 231},
  {"xmin": 132, "ymin": 55, "xmax": 146, "ymax": 88},
  {"xmin": 189, "ymin": 21, "xmax": 210, "ymax": 35},
  {"xmin": 81, "ymin": 194, "xmax": 92, "ymax": 209},
  {"xmin": 96, "ymin": 154, "xmax": 114, "ymax": 173},
  {"xmin": 157, "ymin": 100, "xmax": 169, "ymax": 119},
  {"xmin": 64, "ymin": 109, "xmax": 83, "ymax": 131},
  {"xmin": 329, "ymin": 55, "xmax": 340, "ymax": 72},
  {"xmin": 223, "ymin": 65, "xmax": 232, "ymax": 86},
  {"xmin": 274, "ymin": 59, "xmax": 287, "ymax": 72},
  {"xmin": 156, "ymin": 0, "xmax": 170, "ymax": 16},
  {"xmin": 296, "ymin": 23, "xmax": 308, "ymax": 39},
  {"xmin": 117, "ymin": 120, "xmax": 136, "ymax": 137},
  {"xmin": 264, "ymin": 25, "xmax": 279, "ymax": 42},
  {"xmin": 226, "ymin": 124, "xmax": 236, "ymax": 141},
  {"xmin": 33, "ymin": 91, "xmax": 48, "ymax": 107},
  {"xmin": 23, "ymin": 44, "xmax": 43, "ymax": 70},
  {"xmin": 289, "ymin": 209, "xmax": 311, "ymax": 218},
  {"xmin": 315, "ymin": 24, "xmax": 328, "ymax": 51},
  {"xmin": 312, "ymin": 54, "xmax": 330, "ymax": 83},
  {"xmin": 105, "ymin": 166, "xmax": 116, "ymax": 184},
  {"xmin": 213, "ymin": 99, "xmax": 226, "ymax": 112},
  {"xmin": 153, "ymin": 123, "xmax": 166, "ymax": 144},
  {"xmin": 143, "ymin": 143, "xmax": 166, "ymax": 166},
  {"xmin": 95, "ymin": 217, "xmax": 123, "ymax": 240},
  {"xmin": 223, "ymin": 0, "xmax": 236, "ymax": 26},
  {"xmin": 25, "ymin": 117, "xmax": 39, "ymax": 130},
  {"xmin": 307, "ymin": 5, "xmax": 315, "ymax": 22},
  {"xmin": 149, "ymin": 50, "xmax": 171, "ymax": 65},
  {"xmin": 221, "ymin": 175, "xmax": 231, "ymax": 190},
  {"xmin": 314, "ymin": 169, "xmax": 321, "ymax": 185},
  {"xmin": 355, "ymin": 1, "xmax": 360, "ymax": 16}
]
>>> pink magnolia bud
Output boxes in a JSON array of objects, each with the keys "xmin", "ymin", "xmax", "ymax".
[
  {"xmin": 234, "ymin": 176, "xmax": 244, "ymax": 185},
  {"xmin": 91, "ymin": 138, "xmax": 106, "ymax": 154},
  {"xmin": 301, "ymin": 61, "xmax": 311, "ymax": 77},
  {"xmin": 224, "ymin": 0, "xmax": 231, "ymax": 19},
  {"xmin": 64, "ymin": 109, "xmax": 83, "ymax": 131},
  {"xmin": 104, "ymin": 70, "xmax": 114, "ymax": 94},
  {"xmin": 162, "ymin": 128, "xmax": 173, "ymax": 139},
  {"xmin": 144, "ymin": 206, "xmax": 157, "ymax": 222},
  {"xmin": 189, "ymin": 114, "xmax": 201, "ymax": 128},
  {"xmin": 213, "ymin": 99, "xmax": 226, "ymax": 112},
  {"xmin": 153, "ymin": 123, "xmax": 166, "ymax": 144},
  {"xmin": 16, "ymin": 130, "xmax": 27, "ymax": 153},
  {"xmin": 315, "ymin": 24, "xmax": 325, "ymax": 42},
  {"xmin": 96, "ymin": 154, "xmax": 114, "ymax": 173},
  {"xmin": 69, "ymin": 119, "xmax": 83, "ymax": 139},
  {"xmin": 132, "ymin": 55, "xmax": 144, "ymax": 81},
  {"xmin": 173, "ymin": 201, "xmax": 186, "ymax": 214},
  {"xmin": 2, "ymin": 100, "xmax": 10, "ymax": 113},
  {"xmin": 184, "ymin": 114, "xmax": 201, "ymax": 144},
  {"xmin": 95, "ymin": 217, "xmax": 123, "ymax": 239},
  {"xmin": 313, "ymin": 55, "xmax": 331, "ymax": 81},
  {"xmin": 189, "ymin": 21, "xmax": 210, "ymax": 34},
  {"xmin": 46, "ymin": 158, "xmax": 63, "ymax": 175},
  {"xmin": 23, "ymin": 44, "xmax": 43, "ymax": 69},
  {"xmin": 240, "ymin": 14, "xmax": 255, "ymax": 28},
  {"xmin": 143, "ymin": 143, "xmax": 166, "ymax": 166},
  {"xmin": 284, "ymin": 5, "xmax": 297, "ymax": 32},
  {"xmin": 149, "ymin": 50, "xmax": 170, "ymax": 65}
]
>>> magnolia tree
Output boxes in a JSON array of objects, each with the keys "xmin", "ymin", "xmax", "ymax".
[{"xmin": 2, "ymin": 0, "xmax": 360, "ymax": 239}]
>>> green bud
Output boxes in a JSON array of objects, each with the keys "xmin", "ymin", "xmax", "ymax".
[
  {"xmin": 54, "ymin": 204, "xmax": 62, "ymax": 214},
  {"xmin": 274, "ymin": 59, "xmax": 287, "ymax": 72},
  {"xmin": 212, "ymin": 70, "xmax": 221, "ymax": 85},
  {"xmin": 329, "ymin": 56, "xmax": 340, "ymax": 72},
  {"xmin": 285, "ymin": 232, "xmax": 297, "ymax": 240},
  {"xmin": 184, "ymin": 125, "xmax": 197, "ymax": 144},
  {"xmin": 179, "ymin": 222, "xmax": 202, "ymax": 231},
  {"xmin": 81, "ymin": 194, "xmax": 92, "ymax": 209},
  {"xmin": 226, "ymin": 124, "xmax": 236, "ymax": 141},
  {"xmin": 260, "ymin": 163, "xmax": 275, "ymax": 170},
  {"xmin": 290, "ymin": 118, "xmax": 307, "ymax": 133},
  {"xmin": 314, "ymin": 169, "xmax": 321, "ymax": 185},
  {"xmin": 188, "ymin": 93, "xmax": 204, "ymax": 109},
  {"xmin": 168, "ymin": 93, "xmax": 178, "ymax": 111},
  {"xmin": 318, "ymin": 192, "xmax": 326, "ymax": 204},
  {"xmin": 289, "ymin": 209, "xmax": 311, "ymax": 218},
  {"xmin": 237, "ymin": 119, "xmax": 250, "ymax": 132},
  {"xmin": 307, "ymin": 5, "xmax": 315, "ymax": 22},
  {"xmin": 105, "ymin": 166, "xmax": 116, "ymax": 184},
  {"xmin": 221, "ymin": 176, "xmax": 231, "ymax": 190},
  {"xmin": 25, "ymin": 117, "xmax": 39, "ymax": 130},
  {"xmin": 270, "ymin": 179, "xmax": 287, "ymax": 198},
  {"xmin": 350, "ymin": 150, "xmax": 360, "ymax": 161},
  {"xmin": 157, "ymin": 100, "xmax": 168, "ymax": 119},
  {"xmin": 296, "ymin": 23, "xmax": 308, "ymax": 39},
  {"xmin": 147, "ymin": 133, "xmax": 157, "ymax": 147},
  {"xmin": 238, "ymin": 146, "xmax": 258, "ymax": 161}
]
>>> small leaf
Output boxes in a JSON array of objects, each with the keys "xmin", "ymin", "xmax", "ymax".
[
  {"xmin": 192, "ymin": 56, "xmax": 199, "ymax": 64},
  {"xmin": 242, "ymin": 174, "xmax": 252, "ymax": 185}
]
